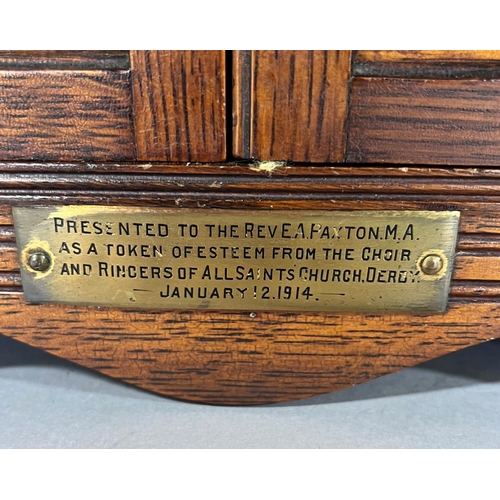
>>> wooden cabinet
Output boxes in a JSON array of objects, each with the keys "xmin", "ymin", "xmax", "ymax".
[
  {"xmin": 232, "ymin": 50, "xmax": 500, "ymax": 165},
  {"xmin": 2, "ymin": 50, "xmax": 500, "ymax": 405},
  {"xmin": 3, "ymin": 49, "xmax": 500, "ymax": 165},
  {"xmin": 0, "ymin": 50, "xmax": 227, "ymax": 162}
]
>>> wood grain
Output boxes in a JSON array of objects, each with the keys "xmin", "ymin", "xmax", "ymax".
[
  {"xmin": 4, "ymin": 163, "xmax": 500, "ymax": 178},
  {"xmin": 355, "ymin": 51, "xmax": 500, "ymax": 62},
  {"xmin": 346, "ymin": 78, "xmax": 500, "ymax": 165},
  {"xmin": 7, "ymin": 171, "xmax": 500, "ymax": 195},
  {"xmin": 130, "ymin": 50, "xmax": 226, "ymax": 162},
  {"xmin": 6, "ymin": 163, "xmax": 500, "ymax": 237},
  {"xmin": 0, "ymin": 51, "xmax": 129, "ymax": 70},
  {"xmin": 353, "ymin": 51, "xmax": 500, "ymax": 80},
  {"xmin": 232, "ymin": 51, "xmax": 252, "ymax": 158},
  {"xmin": 453, "ymin": 254, "xmax": 500, "ymax": 280},
  {"xmin": 0, "ymin": 225, "xmax": 15, "ymax": 241},
  {"xmin": 0, "ymin": 70, "xmax": 134, "ymax": 161},
  {"xmin": 0, "ymin": 293, "xmax": 497, "ymax": 405},
  {"xmin": 352, "ymin": 62, "xmax": 500, "ymax": 80},
  {"xmin": 0, "ymin": 273, "xmax": 20, "ymax": 286},
  {"xmin": 0, "ymin": 242, "xmax": 17, "ymax": 271},
  {"xmin": 233, "ymin": 50, "xmax": 351, "ymax": 162},
  {"xmin": 451, "ymin": 282, "xmax": 500, "ymax": 297}
]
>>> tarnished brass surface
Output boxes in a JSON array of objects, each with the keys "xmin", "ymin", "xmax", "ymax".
[{"xmin": 13, "ymin": 206, "xmax": 460, "ymax": 312}]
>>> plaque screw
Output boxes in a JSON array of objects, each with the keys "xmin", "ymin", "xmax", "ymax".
[
  {"xmin": 420, "ymin": 254, "xmax": 443, "ymax": 275},
  {"xmin": 27, "ymin": 251, "xmax": 51, "ymax": 272}
]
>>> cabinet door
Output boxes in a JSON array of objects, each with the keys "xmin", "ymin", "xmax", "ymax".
[
  {"xmin": 233, "ymin": 50, "xmax": 500, "ymax": 166},
  {"xmin": 232, "ymin": 50, "xmax": 351, "ymax": 162},
  {"xmin": 0, "ymin": 50, "xmax": 227, "ymax": 163},
  {"xmin": 347, "ymin": 50, "xmax": 500, "ymax": 165},
  {"xmin": 130, "ymin": 50, "xmax": 227, "ymax": 162}
]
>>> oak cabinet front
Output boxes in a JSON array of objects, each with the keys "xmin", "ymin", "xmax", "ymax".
[{"xmin": 1, "ymin": 50, "xmax": 500, "ymax": 405}]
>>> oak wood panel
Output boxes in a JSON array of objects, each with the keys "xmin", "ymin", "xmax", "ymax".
[
  {"xmin": 0, "ymin": 243, "xmax": 17, "ymax": 271},
  {"xmin": 453, "ymin": 254, "xmax": 500, "ymax": 280},
  {"xmin": 352, "ymin": 62, "xmax": 500, "ymax": 80},
  {"xmin": 130, "ymin": 50, "xmax": 226, "ymax": 162},
  {"xmin": 0, "ymin": 294, "xmax": 497, "ymax": 405},
  {"xmin": 346, "ymin": 78, "xmax": 500, "ymax": 166},
  {"xmin": 450, "ymin": 282, "xmax": 500, "ymax": 297},
  {"xmin": 0, "ymin": 70, "xmax": 134, "ymax": 161},
  {"xmin": 232, "ymin": 51, "xmax": 252, "ymax": 158},
  {"xmin": 355, "ymin": 51, "xmax": 500, "ymax": 62},
  {"xmin": 0, "ymin": 273, "xmax": 20, "ymax": 286},
  {"xmin": 0, "ymin": 51, "xmax": 129, "ymax": 70},
  {"xmin": 233, "ymin": 50, "xmax": 351, "ymax": 162},
  {"xmin": 0, "ymin": 226, "xmax": 15, "ymax": 241},
  {"xmin": 457, "ymin": 234, "xmax": 500, "ymax": 251},
  {"xmin": 353, "ymin": 51, "xmax": 500, "ymax": 80}
]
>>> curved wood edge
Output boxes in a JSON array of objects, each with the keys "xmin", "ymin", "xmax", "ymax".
[{"xmin": 0, "ymin": 294, "xmax": 497, "ymax": 405}]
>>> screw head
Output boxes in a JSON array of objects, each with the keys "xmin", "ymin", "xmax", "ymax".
[
  {"xmin": 420, "ymin": 254, "xmax": 443, "ymax": 275},
  {"xmin": 27, "ymin": 251, "xmax": 51, "ymax": 272}
]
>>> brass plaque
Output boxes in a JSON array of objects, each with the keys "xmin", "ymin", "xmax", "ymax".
[{"xmin": 13, "ymin": 206, "xmax": 460, "ymax": 313}]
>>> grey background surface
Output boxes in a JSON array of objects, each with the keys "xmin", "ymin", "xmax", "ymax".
[{"xmin": 1, "ymin": 334, "xmax": 499, "ymax": 448}]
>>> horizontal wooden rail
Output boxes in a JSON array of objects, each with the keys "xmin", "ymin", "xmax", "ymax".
[{"xmin": 5, "ymin": 173, "xmax": 500, "ymax": 195}]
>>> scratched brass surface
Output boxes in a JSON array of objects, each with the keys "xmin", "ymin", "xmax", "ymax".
[{"xmin": 13, "ymin": 206, "xmax": 460, "ymax": 312}]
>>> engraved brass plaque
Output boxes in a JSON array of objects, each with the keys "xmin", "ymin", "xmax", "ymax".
[{"xmin": 13, "ymin": 206, "xmax": 460, "ymax": 313}]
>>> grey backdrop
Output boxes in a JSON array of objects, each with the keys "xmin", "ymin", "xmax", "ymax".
[{"xmin": 0, "ymin": 334, "xmax": 499, "ymax": 448}]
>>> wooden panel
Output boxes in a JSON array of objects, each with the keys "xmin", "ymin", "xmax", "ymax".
[
  {"xmin": 353, "ymin": 51, "xmax": 500, "ymax": 80},
  {"xmin": 0, "ymin": 273, "xmax": 20, "ymax": 286},
  {"xmin": 130, "ymin": 50, "xmax": 226, "ymax": 162},
  {"xmin": 0, "ymin": 225, "xmax": 15, "ymax": 241},
  {"xmin": 0, "ymin": 294, "xmax": 497, "ymax": 405},
  {"xmin": 233, "ymin": 50, "xmax": 351, "ymax": 162},
  {"xmin": 0, "ymin": 51, "xmax": 129, "ymax": 70},
  {"xmin": 0, "ymin": 242, "xmax": 17, "ymax": 271},
  {"xmin": 355, "ymin": 51, "xmax": 500, "ymax": 62},
  {"xmin": 0, "ymin": 71, "xmax": 134, "ymax": 161},
  {"xmin": 451, "ymin": 282, "xmax": 500, "ymax": 297},
  {"xmin": 232, "ymin": 51, "xmax": 252, "ymax": 158},
  {"xmin": 453, "ymin": 254, "xmax": 500, "ymax": 280},
  {"xmin": 346, "ymin": 78, "xmax": 500, "ymax": 165},
  {"xmin": 457, "ymin": 234, "xmax": 500, "ymax": 251}
]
